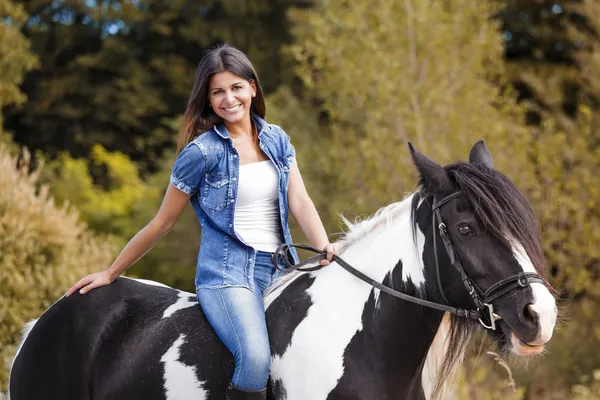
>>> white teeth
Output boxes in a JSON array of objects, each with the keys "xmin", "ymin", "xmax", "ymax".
[{"xmin": 224, "ymin": 104, "xmax": 241, "ymax": 112}]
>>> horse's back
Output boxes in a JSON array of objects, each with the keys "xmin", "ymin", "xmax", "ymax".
[{"xmin": 9, "ymin": 278, "xmax": 233, "ymax": 400}]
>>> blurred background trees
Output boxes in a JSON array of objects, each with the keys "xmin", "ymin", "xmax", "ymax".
[{"xmin": 2, "ymin": 0, "xmax": 600, "ymax": 398}]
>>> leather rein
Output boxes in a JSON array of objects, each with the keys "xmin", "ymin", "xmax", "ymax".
[{"xmin": 272, "ymin": 191, "xmax": 546, "ymax": 331}]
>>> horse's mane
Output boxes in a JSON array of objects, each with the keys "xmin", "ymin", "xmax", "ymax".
[
  {"xmin": 336, "ymin": 193, "xmax": 416, "ymax": 252},
  {"xmin": 266, "ymin": 194, "xmax": 417, "ymax": 297},
  {"xmin": 417, "ymin": 161, "xmax": 548, "ymax": 399}
]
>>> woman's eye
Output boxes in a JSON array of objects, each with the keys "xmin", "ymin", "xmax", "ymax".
[
  {"xmin": 233, "ymin": 86, "xmax": 242, "ymax": 90},
  {"xmin": 458, "ymin": 224, "xmax": 473, "ymax": 236}
]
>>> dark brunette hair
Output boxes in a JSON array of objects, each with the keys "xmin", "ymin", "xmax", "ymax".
[{"xmin": 176, "ymin": 44, "xmax": 266, "ymax": 154}]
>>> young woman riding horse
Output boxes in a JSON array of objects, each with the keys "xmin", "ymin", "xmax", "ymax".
[{"xmin": 64, "ymin": 44, "xmax": 337, "ymax": 400}]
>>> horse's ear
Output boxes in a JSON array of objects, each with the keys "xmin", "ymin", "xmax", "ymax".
[
  {"xmin": 408, "ymin": 142, "xmax": 453, "ymax": 195},
  {"xmin": 469, "ymin": 139, "xmax": 493, "ymax": 168}
]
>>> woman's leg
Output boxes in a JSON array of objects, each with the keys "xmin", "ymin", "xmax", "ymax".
[{"xmin": 197, "ymin": 286, "xmax": 271, "ymax": 390}]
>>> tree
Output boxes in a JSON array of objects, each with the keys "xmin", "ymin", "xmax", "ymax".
[
  {"xmin": 499, "ymin": 0, "xmax": 600, "ymax": 128},
  {"xmin": 286, "ymin": 0, "xmax": 600, "ymax": 396},
  {"xmin": 3, "ymin": 0, "xmax": 309, "ymax": 173},
  {"xmin": 288, "ymin": 0, "xmax": 524, "ymax": 221},
  {"xmin": 0, "ymin": 0, "xmax": 38, "ymax": 147}
]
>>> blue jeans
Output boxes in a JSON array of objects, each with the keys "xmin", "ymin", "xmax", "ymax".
[{"xmin": 196, "ymin": 250, "xmax": 278, "ymax": 390}]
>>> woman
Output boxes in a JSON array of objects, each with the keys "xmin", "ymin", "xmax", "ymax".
[{"xmin": 66, "ymin": 44, "xmax": 336, "ymax": 400}]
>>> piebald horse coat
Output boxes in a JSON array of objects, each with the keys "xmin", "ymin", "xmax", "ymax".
[{"xmin": 8, "ymin": 142, "xmax": 557, "ymax": 400}]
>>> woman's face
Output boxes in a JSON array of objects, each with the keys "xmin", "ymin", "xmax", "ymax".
[{"xmin": 208, "ymin": 71, "xmax": 256, "ymax": 125}]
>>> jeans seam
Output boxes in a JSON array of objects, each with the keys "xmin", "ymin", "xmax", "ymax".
[{"xmin": 217, "ymin": 289, "xmax": 243, "ymax": 383}]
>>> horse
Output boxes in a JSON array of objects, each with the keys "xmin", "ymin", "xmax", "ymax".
[{"xmin": 7, "ymin": 140, "xmax": 557, "ymax": 400}]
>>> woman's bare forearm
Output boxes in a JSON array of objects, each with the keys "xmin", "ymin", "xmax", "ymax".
[
  {"xmin": 291, "ymin": 197, "xmax": 329, "ymax": 250},
  {"xmin": 106, "ymin": 220, "xmax": 171, "ymax": 279},
  {"xmin": 66, "ymin": 184, "xmax": 191, "ymax": 296}
]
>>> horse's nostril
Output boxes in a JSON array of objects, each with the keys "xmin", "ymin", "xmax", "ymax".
[{"xmin": 524, "ymin": 304, "xmax": 539, "ymax": 322}]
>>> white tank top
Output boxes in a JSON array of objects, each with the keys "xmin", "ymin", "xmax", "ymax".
[{"xmin": 234, "ymin": 160, "xmax": 282, "ymax": 252}]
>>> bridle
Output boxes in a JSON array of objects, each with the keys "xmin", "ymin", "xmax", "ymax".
[{"xmin": 272, "ymin": 191, "xmax": 546, "ymax": 330}]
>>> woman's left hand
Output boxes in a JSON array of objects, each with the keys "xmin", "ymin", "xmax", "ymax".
[{"xmin": 320, "ymin": 243, "xmax": 339, "ymax": 266}]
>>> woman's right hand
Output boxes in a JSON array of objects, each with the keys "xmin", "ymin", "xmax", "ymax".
[{"xmin": 65, "ymin": 270, "xmax": 116, "ymax": 297}]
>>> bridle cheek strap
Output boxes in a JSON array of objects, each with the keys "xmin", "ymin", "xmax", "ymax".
[{"xmin": 432, "ymin": 192, "xmax": 546, "ymax": 330}]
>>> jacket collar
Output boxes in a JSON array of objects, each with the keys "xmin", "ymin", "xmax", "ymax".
[{"xmin": 212, "ymin": 113, "xmax": 269, "ymax": 140}]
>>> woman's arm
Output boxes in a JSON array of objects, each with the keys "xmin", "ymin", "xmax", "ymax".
[
  {"xmin": 65, "ymin": 184, "xmax": 191, "ymax": 296},
  {"xmin": 287, "ymin": 163, "xmax": 337, "ymax": 265}
]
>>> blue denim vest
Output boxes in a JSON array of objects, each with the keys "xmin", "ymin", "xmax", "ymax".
[{"xmin": 170, "ymin": 114, "xmax": 300, "ymax": 291}]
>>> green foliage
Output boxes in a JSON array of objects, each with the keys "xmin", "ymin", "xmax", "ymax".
[
  {"xmin": 0, "ymin": 145, "xmax": 117, "ymax": 391},
  {"xmin": 42, "ymin": 144, "xmax": 160, "ymax": 238},
  {"xmin": 3, "ymin": 0, "xmax": 307, "ymax": 173},
  {"xmin": 0, "ymin": 0, "xmax": 38, "ymax": 111},
  {"xmin": 500, "ymin": 0, "xmax": 600, "ymax": 128},
  {"xmin": 287, "ymin": 0, "xmax": 525, "ymax": 225},
  {"xmin": 285, "ymin": 0, "xmax": 600, "ymax": 396},
  {"xmin": 41, "ymin": 140, "xmax": 203, "ymax": 293},
  {"xmin": 572, "ymin": 371, "xmax": 600, "ymax": 400},
  {"xmin": 0, "ymin": 0, "xmax": 38, "ymax": 133},
  {"xmin": 525, "ymin": 107, "xmax": 600, "ymax": 299},
  {"xmin": 38, "ymin": 142, "xmax": 201, "ymax": 291},
  {"xmin": 457, "ymin": 351, "xmax": 527, "ymax": 400}
]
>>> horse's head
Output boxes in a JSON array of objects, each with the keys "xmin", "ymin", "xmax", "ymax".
[{"xmin": 409, "ymin": 140, "xmax": 557, "ymax": 356}]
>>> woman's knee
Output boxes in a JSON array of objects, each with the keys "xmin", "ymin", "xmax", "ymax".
[
  {"xmin": 238, "ymin": 342, "xmax": 271, "ymax": 376},
  {"xmin": 243, "ymin": 338, "xmax": 270, "ymax": 364},
  {"xmin": 232, "ymin": 343, "xmax": 271, "ymax": 389}
]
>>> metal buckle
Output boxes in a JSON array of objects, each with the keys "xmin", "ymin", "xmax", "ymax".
[
  {"xmin": 518, "ymin": 273, "xmax": 528, "ymax": 287},
  {"xmin": 478, "ymin": 303, "xmax": 497, "ymax": 330},
  {"xmin": 465, "ymin": 280, "xmax": 476, "ymax": 295}
]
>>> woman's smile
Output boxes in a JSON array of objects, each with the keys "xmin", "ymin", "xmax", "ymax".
[{"xmin": 222, "ymin": 103, "xmax": 243, "ymax": 113}]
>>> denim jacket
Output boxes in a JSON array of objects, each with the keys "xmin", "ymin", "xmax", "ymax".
[{"xmin": 170, "ymin": 114, "xmax": 300, "ymax": 291}]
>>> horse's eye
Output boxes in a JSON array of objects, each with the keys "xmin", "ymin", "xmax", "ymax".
[{"xmin": 458, "ymin": 224, "xmax": 473, "ymax": 236}]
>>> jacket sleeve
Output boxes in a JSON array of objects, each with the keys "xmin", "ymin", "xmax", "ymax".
[
  {"xmin": 279, "ymin": 127, "xmax": 297, "ymax": 165},
  {"xmin": 169, "ymin": 143, "xmax": 205, "ymax": 195}
]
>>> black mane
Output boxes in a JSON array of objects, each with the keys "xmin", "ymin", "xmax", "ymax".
[{"xmin": 446, "ymin": 162, "xmax": 546, "ymax": 278}]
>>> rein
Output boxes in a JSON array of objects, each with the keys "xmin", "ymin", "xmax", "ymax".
[{"xmin": 272, "ymin": 192, "xmax": 546, "ymax": 330}]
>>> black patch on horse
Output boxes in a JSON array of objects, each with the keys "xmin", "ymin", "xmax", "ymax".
[
  {"xmin": 266, "ymin": 274, "xmax": 316, "ymax": 357},
  {"xmin": 327, "ymin": 261, "xmax": 441, "ymax": 400}
]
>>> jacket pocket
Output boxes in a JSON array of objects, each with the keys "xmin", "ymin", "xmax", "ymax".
[{"xmin": 203, "ymin": 172, "xmax": 229, "ymax": 211}]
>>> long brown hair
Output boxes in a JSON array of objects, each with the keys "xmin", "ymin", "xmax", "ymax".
[{"xmin": 176, "ymin": 44, "xmax": 267, "ymax": 154}]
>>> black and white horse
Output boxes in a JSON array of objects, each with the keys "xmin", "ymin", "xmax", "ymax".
[{"xmin": 8, "ymin": 141, "xmax": 557, "ymax": 400}]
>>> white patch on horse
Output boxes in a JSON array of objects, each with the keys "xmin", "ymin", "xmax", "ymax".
[
  {"xmin": 342, "ymin": 195, "xmax": 426, "ymax": 303},
  {"xmin": 269, "ymin": 194, "xmax": 427, "ymax": 400},
  {"xmin": 122, "ymin": 277, "xmax": 197, "ymax": 319},
  {"xmin": 160, "ymin": 334, "xmax": 207, "ymax": 400},
  {"xmin": 123, "ymin": 276, "xmax": 171, "ymax": 288},
  {"xmin": 510, "ymin": 239, "xmax": 557, "ymax": 344},
  {"xmin": 163, "ymin": 291, "xmax": 197, "ymax": 319},
  {"xmin": 422, "ymin": 313, "xmax": 462, "ymax": 400}
]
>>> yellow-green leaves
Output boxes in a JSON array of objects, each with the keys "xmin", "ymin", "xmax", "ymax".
[
  {"xmin": 0, "ymin": 145, "xmax": 116, "ymax": 390},
  {"xmin": 44, "ymin": 144, "xmax": 160, "ymax": 238},
  {"xmin": 0, "ymin": 0, "xmax": 38, "ymax": 111}
]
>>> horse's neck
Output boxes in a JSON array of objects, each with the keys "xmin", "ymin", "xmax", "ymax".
[
  {"xmin": 337, "ymin": 193, "xmax": 427, "ymax": 292},
  {"xmin": 267, "ymin": 194, "xmax": 446, "ymax": 398}
]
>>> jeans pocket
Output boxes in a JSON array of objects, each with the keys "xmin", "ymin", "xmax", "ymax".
[{"xmin": 203, "ymin": 172, "xmax": 229, "ymax": 211}]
